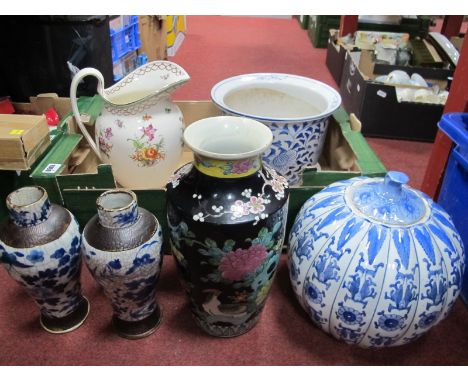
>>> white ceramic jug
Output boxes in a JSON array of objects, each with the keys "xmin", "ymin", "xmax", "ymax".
[{"xmin": 70, "ymin": 61, "xmax": 190, "ymax": 189}]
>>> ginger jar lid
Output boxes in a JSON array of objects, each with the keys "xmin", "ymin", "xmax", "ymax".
[{"xmin": 344, "ymin": 171, "xmax": 430, "ymax": 226}]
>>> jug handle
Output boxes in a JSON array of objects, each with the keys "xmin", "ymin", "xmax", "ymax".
[{"xmin": 70, "ymin": 68, "xmax": 105, "ymax": 161}]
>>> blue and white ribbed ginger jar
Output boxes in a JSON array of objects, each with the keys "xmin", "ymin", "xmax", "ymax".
[
  {"xmin": 288, "ymin": 171, "xmax": 465, "ymax": 348},
  {"xmin": 0, "ymin": 186, "xmax": 89, "ymax": 333},
  {"xmin": 211, "ymin": 73, "xmax": 342, "ymax": 186},
  {"xmin": 82, "ymin": 189, "xmax": 163, "ymax": 339}
]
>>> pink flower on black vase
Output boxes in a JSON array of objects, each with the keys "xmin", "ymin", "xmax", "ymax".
[
  {"xmin": 248, "ymin": 196, "xmax": 266, "ymax": 214},
  {"xmin": 270, "ymin": 178, "xmax": 285, "ymax": 194},
  {"xmin": 230, "ymin": 200, "xmax": 250, "ymax": 218},
  {"xmin": 218, "ymin": 244, "xmax": 268, "ymax": 281}
]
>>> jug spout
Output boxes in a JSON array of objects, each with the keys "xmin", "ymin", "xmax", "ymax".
[
  {"xmin": 101, "ymin": 61, "xmax": 190, "ymax": 106},
  {"xmin": 70, "ymin": 61, "xmax": 190, "ymax": 161}
]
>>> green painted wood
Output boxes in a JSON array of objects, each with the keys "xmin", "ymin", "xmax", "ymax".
[
  {"xmin": 57, "ymin": 165, "xmax": 116, "ymax": 190},
  {"xmin": 330, "ymin": 107, "xmax": 386, "ymax": 177},
  {"xmin": 332, "ymin": 106, "xmax": 350, "ymax": 125},
  {"xmin": 301, "ymin": 107, "xmax": 386, "ymax": 186},
  {"xmin": 30, "ymin": 134, "xmax": 83, "ymax": 178},
  {"xmin": 28, "ymin": 133, "xmax": 83, "ymax": 204},
  {"xmin": 0, "ymin": 171, "xmax": 17, "ymax": 222},
  {"xmin": 35, "ymin": 178, "xmax": 63, "ymax": 205},
  {"xmin": 80, "ymin": 95, "xmax": 103, "ymax": 126},
  {"xmin": 341, "ymin": 125, "xmax": 386, "ymax": 176},
  {"xmin": 62, "ymin": 189, "xmax": 109, "ymax": 228},
  {"xmin": 345, "ymin": 132, "xmax": 387, "ymax": 176},
  {"xmin": 0, "ymin": 96, "xmax": 104, "ymax": 221},
  {"xmin": 58, "ymin": 95, "xmax": 103, "ymax": 132},
  {"xmin": 46, "ymin": 104, "xmax": 386, "ymax": 250}
]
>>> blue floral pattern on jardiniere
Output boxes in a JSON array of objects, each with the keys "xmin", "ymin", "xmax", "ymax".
[{"xmin": 210, "ymin": 73, "xmax": 342, "ymax": 186}]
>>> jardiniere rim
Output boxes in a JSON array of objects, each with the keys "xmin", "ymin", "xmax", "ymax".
[{"xmin": 211, "ymin": 72, "xmax": 342, "ymax": 123}]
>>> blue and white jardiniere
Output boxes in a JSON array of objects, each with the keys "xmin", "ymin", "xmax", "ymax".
[
  {"xmin": 0, "ymin": 186, "xmax": 89, "ymax": 333},
  {"xmin": 211, "ymin": 73, "xmax": 341, "ymax": 186},
  {"xmin": 288, "ymin": 171, "xmax": 465, "ymax": 348},
  {"xmin": 82, "ymin": 189, "xmax": 163, "ymax": 339}
]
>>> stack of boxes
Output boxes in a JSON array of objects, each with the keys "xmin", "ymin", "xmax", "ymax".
[{"xmin": 323, "ymin": 18, "xmax": 456, "ymax": 142}]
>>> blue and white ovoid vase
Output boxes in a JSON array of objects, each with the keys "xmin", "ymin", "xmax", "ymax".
[
  {"xmin": 82, "ymin": 190, "xmax": 163, "ymax": 339},
  {"xmin": 288, "ymin": 171, "xmax": 465, "ymax": 348},
  {"xmin": 0, "ymin": 186, "xmax": 89, "ymax": 333}
]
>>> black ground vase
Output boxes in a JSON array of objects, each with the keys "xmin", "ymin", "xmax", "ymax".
[{"xmin": 166, "ymin": 116, "xmax": 289, "ymax": 337}]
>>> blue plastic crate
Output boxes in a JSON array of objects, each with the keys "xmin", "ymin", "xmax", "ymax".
[
  {"xmin": 110, "ymin": 15, "xmax": 141, "ymax": 64},
  {"xmin": 113, "ymin": 50, "xmax": 138, "ymax": 82},
  {"xmin": 437, "ymin": 113, "xmax": 468, "ymax": 304}
]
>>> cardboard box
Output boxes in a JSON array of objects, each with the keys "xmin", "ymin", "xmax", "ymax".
[
  {"xmin": 311, "ymin": 17, "xmax": 431, "ymax": 49},
  {"xmin": 0, "ymin": 99, "xmax": 384, "ymax": 250},
  {"xmin": 326, "ymin": 29, "xmax": 455, "ymax": 87},
  {"xmin": 326, "ymin": 29, "xmax": 355, "ymax": 86},
  {"xmin": 0, "ymin": 94, "xmax": 103, "ymax": 212},
  {"xmin": 0, "ymin": 94, "xmax": 81, "ymax": 218},
  {"xmin": 12, "ymin": 93, "xmax": 76, "ymax": 130},
  {"xmin": 372, "ymin": 35, "xmax": 454, "ymax": 78},
  {"xmin": 138, "ymin": 15, "xmax": 168, "ymax": 61},
  {"xmin": 0, "ymin": 97, "xmax": 386, "ymax": 248},
  {"xmin": 340, "ymin": 50, "xmax": 448, "ymax": 141},
  {"xmin": 13, "ymin": 94, "xmax": 69, "ymax": 115},
  {"xmin": 0, "ymin": 114, "xmax": 50, "ymax": 171},
  {"xmin": 354, "ymin": 30, "xmax": 410, "ymax": 50}
]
